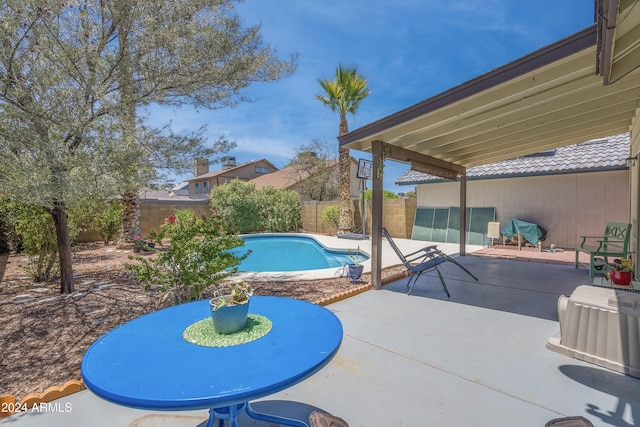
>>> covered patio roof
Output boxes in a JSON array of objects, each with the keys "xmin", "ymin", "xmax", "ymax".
[{"xmin": 340, "ymin": 0, "xmax": 640, "ymax": 289}]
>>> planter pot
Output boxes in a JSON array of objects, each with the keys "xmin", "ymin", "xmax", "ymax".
[
  {"xmin": 610, "ymin": 270, "xmax": 632, "ymax": 286},
  {"xmin": 348, "ymin": 264, "xmax": 364, "ymax": 281},
  {"xmin": 209, "ymin": 296, "xmax": 249, "ymax": 334}
]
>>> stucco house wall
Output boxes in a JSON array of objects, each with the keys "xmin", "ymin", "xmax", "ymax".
[
  {"xmin": 415, "ymin": 170, "xmax": 629, "ymax": 249},
  {"xmin": 187, "ymin": 159, "xmax": 278, "ymax": 199}
]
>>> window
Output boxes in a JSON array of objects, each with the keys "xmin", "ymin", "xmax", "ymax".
[
  {"xmin": 203, "ymin": 181, "xmax": 211, "ymax": 193},
  {"xmin": 255, "ymin": 166, "xmax": 270, "ymax": 174},
  {"xmin": 195, "ymin": 182, "xmax": 201, "ymax": 194}
]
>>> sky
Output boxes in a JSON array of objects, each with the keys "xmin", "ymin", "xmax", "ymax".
[{"xmin": 146, "ymin": 0, "xmax": 595, "ymax": 194}]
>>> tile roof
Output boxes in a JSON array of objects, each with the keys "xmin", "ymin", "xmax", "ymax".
[
  {"xmin": 251, "ymin": 164, "xmax": 304, "ymax": 190},
  {"xmin": 251, "ymin": 159, "xmax": 340, "ymax": 190},
  {"xmin": 186, "ymin": 159, "xmax": 278, "ymax": 181},
  {"xmin": 396, "ymin": 133, "xmax": 630, "ymax": 185}
]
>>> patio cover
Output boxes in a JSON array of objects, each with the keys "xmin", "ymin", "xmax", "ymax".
[{"xmin": 339, "ymin": 0, "xmax": 640, "ymax": 289}]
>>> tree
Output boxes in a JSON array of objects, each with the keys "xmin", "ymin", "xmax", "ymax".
[
  {"xmin": 286, "ymin": 140, "xmax": 339, "ymax": 201},
  {"xmin": 0, "ymin": 0, "xmax": 296, "ymax": 294},
  {"xmin": 361, "ymin": 189, "xmax": 400, "ymax": 200},
  {"xmin": 316, "ymin": 65, "xmax": 371, "ymax": 232}
]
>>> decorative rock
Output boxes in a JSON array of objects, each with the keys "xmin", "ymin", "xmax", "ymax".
[
  {"xmin": 32, "ymin": 288, "xmax": 50, "ymax": 293},
  {"xmin": 13, "ymin": 295, "xmax": 35, "ymax": 304},
  {"xmin": 91, "ymin": 318, "xmax": 107, "ymax": 326},
  {"xmin": 38, "ymin": 297, "xmax": 56, "ymax": 304},
  {"xmin": 81, "ymin": 280, "xmax": 96, "ymax": 285},
  {"xmin": 73, "ymin": 273, "xmax": 85, "ymax": 279},
  {"xmin": 95, "ymin": 282, "xmax": 108, "ymax": 287},
  {"xmin": 71, "ymin": 292, "xmax": 85, "ymax": 299},
  {"xmin": 97, "ymin": 283, "xmax": 117, "ymax": 290}
]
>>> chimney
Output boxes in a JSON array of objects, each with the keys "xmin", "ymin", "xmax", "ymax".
[
  {"xmin": 221, "ymin": 156, "xmax": 237, "ymax": 169},
  {"xmin": 194, "ymin": 158, "xmax": 209, "ymax": 177}
]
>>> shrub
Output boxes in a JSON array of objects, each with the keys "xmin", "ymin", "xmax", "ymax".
[
  {"xmin": 4, "ymin": 202, "xmax": 59, "ymax": 281},
  {"xmin": 321, "ymin": 205, "xmax": 340, "ymax": 231},
  {"xmin": 361, "ymin": 189, "xmax": 400, "ymax": 200},
  {"xmin": 210, "ymin": 180, "xmax": 261, "ymax": 233},
  {"xmin": 256, "ymin": 187, "xmax": 301, "ymax": 232},
  {"xmin": 210, "ymin": 180, "xmax": 302, "ymax": 233},
  {"xmin": 71, "ymin": 198, "xmax": 122, "ymax": 245},
  {"xmin": 125, "ymin": 209, "xmax": 250, "ymax": 305},
  {"xmin": 0, "ymin": 199, "xmax": 19, "ymax": 253}
]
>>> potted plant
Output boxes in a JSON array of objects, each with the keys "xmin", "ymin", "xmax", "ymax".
[
  {"xmin": 133, "ymin": 236, "xmax": 142, "ymax": 253},
  {"xmin": 210, "ymin": 282, "xmax": 253, "ymax": 334},
  {"xmin": 347, "ymin": 246, "xmax": 364, "ymax": 281},
  {"xmin": 609, "ymin": 258, "xmax": 634, "ymax": 286}
]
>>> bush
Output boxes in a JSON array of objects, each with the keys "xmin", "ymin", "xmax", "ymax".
[
  {"xmin": 210, "ymin": 180, "xmax": 261, "ymax": 233},
  {"xmin": 210, "ymin": 180, "xmax": 302, "ymax": 233},
  {"xmin": 361, "ymin": 189, "xmax": 400, "ymax": 200},
  {"xmin": 125, "ymin": 209, "xmax": 250, "ymax": 305},
  {"xmin": 71, "ymin": 198, "xmax": 122, "ymax": 245},
  {"xmin": 256, "ymin": 187, "xmax": 301, "ymax": 232},
  {"xmin": 4, "ymin": 202, "xmax": 59, "ymax": 281},
  {"xmin": 0, "ymin": 199, "xmax": 19, "ymax": 253},
  {"xmin": 321, "ymin": 205, "xmax": 340, "ymax": 231}
]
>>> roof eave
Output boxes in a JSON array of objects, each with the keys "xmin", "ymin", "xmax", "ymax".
[{"xmin": 339, "ymin": 25, "xmax": 598, "ymax": 149}]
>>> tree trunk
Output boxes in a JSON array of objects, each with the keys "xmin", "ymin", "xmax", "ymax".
[
  {"xmin": 115, "ymin": 18, "xmax": 142, "ymax": 249},
  {"xmin": 338, "ymin": 116, "xmax": 353, "ymax": 232},
  {"xmin": 50, "ymin": 201, "xmax": 75, "ymax": 294},
  {"xmin": 117, "ymin": 189, "xmax": 141, "ymax": 248},
  {"xmin": 338, "ymin": 146, "xmax": 353, "ymax": 232}
]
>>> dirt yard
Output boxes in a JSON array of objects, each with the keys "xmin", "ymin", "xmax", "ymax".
[{"xmin": 0, "ymin": 243, "xmax": 403, "ymax": 400}]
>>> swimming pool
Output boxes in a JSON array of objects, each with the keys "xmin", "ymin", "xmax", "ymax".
[{"xmin": 235, "ymin": 234, "xmax": 368, "ymax": 272}]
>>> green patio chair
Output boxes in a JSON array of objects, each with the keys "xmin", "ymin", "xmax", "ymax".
[{"xmin": 575, "ymin": 221, "xmax": 631, "ymax": 278}]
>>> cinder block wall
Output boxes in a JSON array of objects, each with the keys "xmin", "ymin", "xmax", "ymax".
[
  {"xmin": 80, "ymin": 198, "xmax": 418, "ymax": 242},
  {"xmin": 139, "ymin": 199, "xmax": 210, "ymax": 236},
  {"xmin": 76, "ymin": 199, "xmax": 210, "ymax": 242},
  {"xmin": 303, "ymin": 198, "xmax": 417, "ymax": 238}
]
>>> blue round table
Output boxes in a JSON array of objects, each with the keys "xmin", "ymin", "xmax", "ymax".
[{"xmin": 81, "ymin": 296, "xmax": 343, "ymax": 427}]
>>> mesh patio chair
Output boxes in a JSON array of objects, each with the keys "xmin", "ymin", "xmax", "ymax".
[{"xmin": 382, "ymin": 227, "xmax": 478, "ymax": 297}]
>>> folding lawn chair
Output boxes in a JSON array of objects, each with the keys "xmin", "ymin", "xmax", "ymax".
[{"xmin": 382, "ymin": 227, "xmax": 478, "ymax": 297}]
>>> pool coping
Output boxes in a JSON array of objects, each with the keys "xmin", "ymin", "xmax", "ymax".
[
  {"xmin": 233, "ymin": 232, "xmax": 483, "ymax": 281},
  {"xmin": 234, "ymin": 233, "xmax": 372, "ymax": 281}
]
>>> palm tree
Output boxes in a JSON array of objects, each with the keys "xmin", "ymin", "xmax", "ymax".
[{"xmin": 316, "ymin": 65, "xmax": 371, "ymax": 233}]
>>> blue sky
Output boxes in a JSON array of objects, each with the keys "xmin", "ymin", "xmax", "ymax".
[{"xmin": 147, "ymin": 0, "xmax": 594, "ymax": 193}]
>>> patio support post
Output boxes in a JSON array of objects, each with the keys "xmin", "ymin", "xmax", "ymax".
[
  {"xmin": 460, "ymin": 173, "xmax": 467, "ymax": 256},
  {"xmin": 371, "ymin": 140, "xmax": 384, "ymax": 289}
]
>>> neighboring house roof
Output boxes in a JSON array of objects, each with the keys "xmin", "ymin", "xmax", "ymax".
[
  {"xmin": 138, "ymin": 187, "xmax": 190, "ymax": 201},
  {"xmin": 251, "ymin": 159, "xmax": 340, "ymax": 190},
  {"xmin": 396, "ymin": 132, "xmax": 630, "ymax": 185},
  {"xmin": 186, "ymin": 159, "xmax": 278, "ymax": 181},
  {"xmin": 170, "ymin": 182, "xmax": 189, "ymax": 196}
]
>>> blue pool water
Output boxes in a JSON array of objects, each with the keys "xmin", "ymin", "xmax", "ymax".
[{"xmin": 235, "ymin": 235, "xmax": 368, "ymax": 272}]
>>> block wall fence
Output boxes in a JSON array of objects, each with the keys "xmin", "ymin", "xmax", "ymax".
[{"xmin": 78, "ymin": 198, "xmax": 417, "ymax": 242}]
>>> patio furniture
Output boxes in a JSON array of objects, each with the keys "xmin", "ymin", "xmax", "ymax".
[
  {"xmin": 382, "ymin": 227, "xmax": 478, "ymax": 297},
  {"xmin": 547, "ymin": 285, "xmax": 640, "ymax": 378},
  {"xmin": 575, "ymin": 221, "xmax": 631, "ymax": 278},
  {"xmin": 501, "ymin": 218, "xmax": 547, "ymax": 251},
  {"xmin": 546, "ymin": 416, "xmax": 594, "ymax": 427},
  {"xmin": 81, "ymin": 296, "xmax": 343, "ymax": 427}
]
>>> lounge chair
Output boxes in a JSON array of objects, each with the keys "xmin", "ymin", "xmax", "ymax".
[{"xmin": 382, "ymin": 227, "xmax": 478, "ymax": 297}]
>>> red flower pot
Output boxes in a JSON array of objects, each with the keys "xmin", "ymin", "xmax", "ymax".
[{"xmin": 610, "ymin": 270, "xmax": 632, "ymax": 286}]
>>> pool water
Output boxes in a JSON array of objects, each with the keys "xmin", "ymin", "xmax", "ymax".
[{"xmin": 235, "ymin": 235, "xmax": 368, "ymax": 272}]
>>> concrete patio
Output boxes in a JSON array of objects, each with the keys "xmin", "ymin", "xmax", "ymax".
[{"xmin": 2, "ymin": 240, "xmax": 638, "ymax": 427}]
